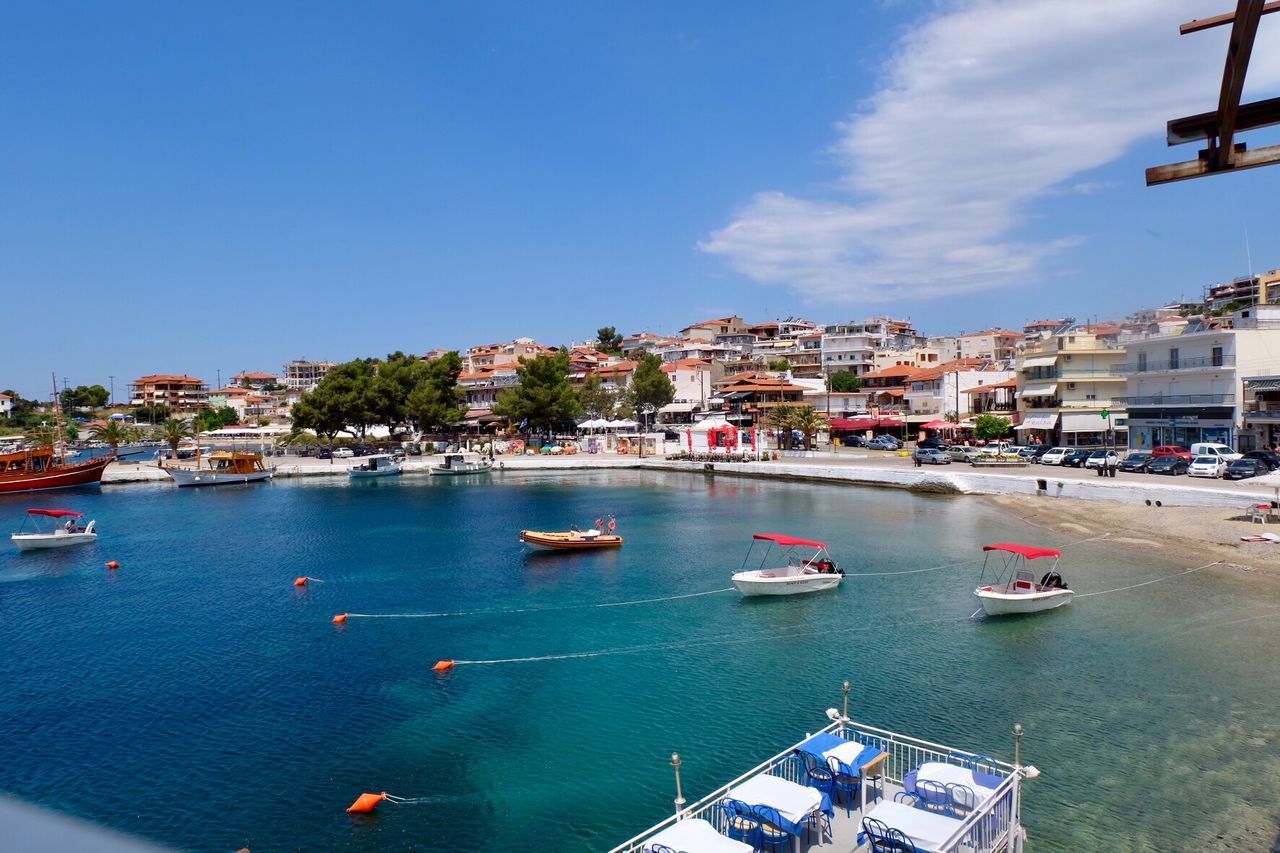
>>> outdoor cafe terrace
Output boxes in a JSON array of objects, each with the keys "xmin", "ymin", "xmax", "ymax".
[{"xmin": 608, "ymin": 708, "xmax": 1030, "ymax": 853}]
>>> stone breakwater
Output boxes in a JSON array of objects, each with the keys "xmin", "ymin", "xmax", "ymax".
[{"xmin": 100, "ymin": 454, "xmax": 1270, "ymax": 509}]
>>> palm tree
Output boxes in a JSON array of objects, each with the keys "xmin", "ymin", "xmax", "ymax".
[
  {"xmin": 88, "ymin": 420, "xmax": 134, "ymax": 456},
  {"xmin": 789, "ymin": 405, "xmax": 827, "ymax": 452},
  {"xmin": 765, "ymin": 406, "xmax": 799, "ymax": 451},
  {"xmin": 158, "ymin": 418, "xmax": 191, "ymax": 461}
]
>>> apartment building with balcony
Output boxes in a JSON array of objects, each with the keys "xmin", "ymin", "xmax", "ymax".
[
  {"xmin": 1118, "ymin": 306, "xmax": 1280, "ymax": 451},
  {"xmin": 129, "ymin": 374, "xmax": 209, "ymax": 412},
  {"xmin": 1015, "ymin": 330, "xmax": 1128, "ymax": 446},
  {"xmin": 283, "ymin": 359, "xmax": 335, "ymax": 394},
  {"xmin": 958, "ymin": 328, "xmax": 1024, "ymax": 364},
  {"xmin": 902, "ymin": 359, "xmax": 1015, "ymax": 427},
  {"xmin": 821, "ymin": 317, "xmax": 924, "ymax": 377}
]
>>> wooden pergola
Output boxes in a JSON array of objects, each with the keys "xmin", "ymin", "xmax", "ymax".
[{"xmin": 1147, "ymin": 0, "xmax": 1280, "ymax": 185}]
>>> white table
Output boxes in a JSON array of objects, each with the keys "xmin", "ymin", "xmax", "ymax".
[
  {"xmin": 644, "ymin": 818, "xmax": 752, "ymax": 853},
  {"xmin": 864, "ymin": 800, "xmax": 964, "ymax": 851},
  {"xmin": 823, "ymin": 739, "xmax": 865, "ymax": 766},
  {"xmin": 726, "ymin": 774, "xmax": 822, "ymax": 852},
  {"xmin": 914, "ymin": 762, "xmax": 1000, "ymax": 801}
]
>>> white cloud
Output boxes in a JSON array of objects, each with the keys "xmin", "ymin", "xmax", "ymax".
[{"xmin": 700, "ymin": 0, "xmax": 1280, "ymax": 303}]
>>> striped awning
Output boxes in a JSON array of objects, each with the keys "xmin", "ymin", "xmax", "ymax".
[
  {"xmin": 1021, "ymin": 355, "xmax": 1057, "ymax": 369},
  {"xmin": 1019, "ymin": 382, "xmax": 1058, "ymax": 398},
  {"xmin": 1244, "ymin": 378, "xmax": 1280, "ymax": 392},
  {"xmin": 1016, "ymin": 413, "xmax": 1059, "ymax": 430}
]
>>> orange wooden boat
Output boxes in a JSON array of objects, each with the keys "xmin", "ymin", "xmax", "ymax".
[
  {"xmin": 519, "ymin": 528, "xmax": 623, "ymax": 551},
  {"xmin": 0, "ymin": 447, "xmax": 113, "ymax": 494}
]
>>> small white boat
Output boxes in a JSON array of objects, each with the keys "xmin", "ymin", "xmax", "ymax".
[
  {"xmin": 731, "ymin": 533, "xmax": 844, "ymax": 597},
  {"xmin": 165, "ymin": 451, "xmax": 275, "ymax": 487},
  {"xmin": 974, "ymin": 542, "xmax": 1073, "ymax": 616},
  {"xmin": 429, "ymin": 454, "xmax": 493, "ymax": 476},
  {"xmin": 11, "ymin": 508, "xmax": 98, "ymax": 550},
  {"xmin": 349, "ymin": 454, "xmax": 403, "ymax": 479}
]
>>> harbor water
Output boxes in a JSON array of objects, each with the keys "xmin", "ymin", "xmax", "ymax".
[{"xmin": 0, "ymin": 472, "xmax": 1276, "ymax": 851}]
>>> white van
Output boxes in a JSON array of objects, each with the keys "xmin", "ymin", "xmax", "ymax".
[{"xmin": 1189, "ymin": 442, "xmax": 1241, "ymax": 462}]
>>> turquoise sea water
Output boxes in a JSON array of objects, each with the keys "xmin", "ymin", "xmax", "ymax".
[{"xmin": 0, "ymin": 472, "xmax": 1277, "ymax": 852}]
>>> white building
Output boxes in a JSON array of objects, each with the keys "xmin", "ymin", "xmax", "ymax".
[
  {"xmin": 0, "ymin": 393, "xmax": 11, "ymax": 418},
  {"xmin": 658, "ymin": 359, "xmax": 721, "ymax": 423},
  {"xmin": 283, "ymin": 360, "xmax": 335, "ymax": 394},
  {"xmin": 901, "ymin": 360, "xmax": 1016, "ymax": 427},
  {"xmin": 1121, "ymin": 306, "xmax": 1280, "ymax": 451},
  {"xmin": 1015, "ymin": 329, "xmax": 1128, "ymax": 447}
]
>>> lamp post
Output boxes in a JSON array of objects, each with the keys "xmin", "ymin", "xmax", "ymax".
[
  {"xmin": 671, "ymin": 752, "xmax": 686, "ymax": 817},
  {"xmin": 842, "ymin": 679, "xmax": 850, "ymax": 723}
]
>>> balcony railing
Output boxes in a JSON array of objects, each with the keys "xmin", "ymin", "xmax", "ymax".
[
  {"xmin": 1115, "ymin": 394, "xmax": 1236, "ymax": 407},
  {"xmin": 1111, "ymin": 354, "xmax": 1235, "ymax": 375},
  {"xmin": 1057, "ymin": 369, "xmax": 1127, "ymax": 379}
]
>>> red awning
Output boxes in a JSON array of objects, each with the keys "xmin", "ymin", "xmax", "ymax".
[
  {"xmin": 829, "ymin": 417, "xmax": 877, "ymax": 430},
  {"xmin": 27, "ymin": 508, "xmax": 83, "ymax": 518},
  {"xmin": 982, "ymin": 543, "xmax": 1061, "ymax": 560},
  {"xmin": 753, "ymin": 533, "xmax": 826, "ymax": 548}
]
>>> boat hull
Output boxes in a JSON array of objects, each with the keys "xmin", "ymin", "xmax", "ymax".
[
  {"xmin": 349, "ymin": 464, "xmax": 403, "ymax": 478},
  {"xmin": 11, "ymin": 532, "xmax": 97, "ymax": 551},
  {"xmin": 519, "ymin": 530, "xmax": 623, "ymax": 550},
  {"xmin": 0, "ymin": 456, "xmax": 112, "ymax": 494},
  {"xmin": 429, "ymin": 464, "xmax": 492, "ymax": 476},
  {"xmin": 165, "ymin": 468, "xmax": 275, "ymax": 487},
  {"xmin": 732, "ymin": 569, "xmax": 842, "ymax": 596},
  {"xmin": 974, "ymin": 586, "xmax": 1073, "ymax": 615}
]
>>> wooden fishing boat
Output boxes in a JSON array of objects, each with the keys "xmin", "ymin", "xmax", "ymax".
[
  {"xmin": 165, "ymin": 451, "xmax": 274, "ymax": 487},
  {"xmin": 519, "ymin": 528, "xmax": 624, "ymax": 551},
  {"xmin": 429, "ymin": 454, "xmax": 492, "ymax": 476},
  {"xmin": 349, "ymin": 454, "xmax": 403, "ymax": 479},
  {"xmin": 0, "ymin": 447, "xmax": 113, "ymax": 494}
]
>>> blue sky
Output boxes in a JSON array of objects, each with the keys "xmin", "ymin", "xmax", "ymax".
[{"xmin": 3, "ymin": 0, "xmax": 1279, "ymax": 399}]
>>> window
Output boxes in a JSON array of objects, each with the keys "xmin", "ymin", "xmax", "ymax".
[
  {"xmin": 1169, "ymin": 348, "xmax": 1179, "ymax": 369},
  {"xmin": 1212, "ymin": 345, "xmax": 1224, "ymax": 367},
  {"xmin": 1137, "ymin": 352, "xmax": 1147, "ymax": 372}
]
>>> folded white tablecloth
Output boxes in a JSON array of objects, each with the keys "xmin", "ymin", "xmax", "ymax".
[
  {"xmin": 727, "ymin": 774, "xmax": 822, "ymax": 828},
  {"xmin": 864, "ymin": 800, "xmax": 964, "ymax": 851},
  {"xmin": 644, "ymin": 818, "xmax": 752, "ymax": 853}
]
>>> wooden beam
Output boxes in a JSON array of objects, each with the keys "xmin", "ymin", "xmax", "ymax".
[
  {"xmin": 1211, "ymin": 0, "xmax": 1264, "ymax": 168},
  {"xmin": 1167, "ymin": 95, "xmax": 1280, "ymax": 144},
  {"xmin": 1146, "ymin": 142, "xmax": 1280, "ymax": 185},
  {"xmin": 1180, "ymin": 0, "xmax": 1280, "ymax": 34}
]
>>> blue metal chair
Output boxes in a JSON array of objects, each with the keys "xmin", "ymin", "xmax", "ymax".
[
  {"xmin": 947, "ymin": 782, "xmax": 977, "ymax": 817},
  {"xmin": 887, "ymin": 827, "xmax": 921, "ymax": 852},
  {"xmin": 646, "ymin": 845, "xmax": 679, "ymax": 853},
  {"xmin": 718, "ymin": 798, "xmax": 760, "ymax": 848},
  {"xmin": 917, "ymin": 779, "xmax": 949, "ymax": 813},
  {"xmin": 893, "ymin": 791, "xmax": 921, "ymax": 807},
  {"xmin": 803, "ymin": 803, "xmax": 832, "ymax": 846},
  {"xmin": 861, "ymin": 816, "xmax": 893, "ymax": 852},
  {"xmin": 752, "ymin": 804, "xmax": 792, "ymax": 853},
  {"xmin": 797, "ymin": 749, "xmax": 834, "ymax": 796},
  {"xmin": 826, "ymin": 756, "xmax": 861, "ymax": 817}
]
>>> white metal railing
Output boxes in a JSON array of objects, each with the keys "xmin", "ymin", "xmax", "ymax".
[{"xmin": 607, "ymin": 718, "xmax": 1019, "ymax": 853}]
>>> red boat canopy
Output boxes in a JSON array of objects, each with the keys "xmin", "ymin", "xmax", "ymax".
[
  {"xmin": 982, "ymin": 542, "xmax": 1061, "ymax": 560},
  {"xmin": 753, "ymin": 533, "xmax": 826, "ymax": 549},
  {"xmin": 27, "ymin": 508, "xmax": 83, "ymax": 518}
]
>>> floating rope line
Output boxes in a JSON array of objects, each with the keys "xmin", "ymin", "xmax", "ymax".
[
  {"xmin": 844, "ymin": 532, "xmax": 1111, "ymax": 578},
  {"xmin": 1074, "ymin": 561, "xmax": 1221, "ymax": 599},
  {"xmin": 337, "ymin": 586, "xmax": 735, "ymax": 621}
]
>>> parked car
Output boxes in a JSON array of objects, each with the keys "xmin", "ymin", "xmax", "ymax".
[
  {"xmin": 946, "ymin": 446, "xmax": 983, "ymax": 463},
  {"xmin": 1224, "ymin": 458, "xmax": 1269, "ymax": 480},
  {"xmin": 663, "ymin": 430, "xmax": 680, "ymax": 441},
  {"xmin": 1147, "ymin": 455, "xmax": 1189, "ymax": 475},
  {"xmin": 1119, "ymin": 452, "xmax": 1153, "ymax": 473},
  {"xmin": 1084, "ymin": 449, "xmax": 1121, "ymax": 469},
  {"xmin": 1151, "ymin": 445, "xmax": 1192, "ymax": 460},
  {"xmin": 979, "ymin": 441, "xmax": 1015, "ymax": 457},
  {"xmin": 1060, "ymin": 449, "xmax": 1092, "ymax": 468},
  {"xmin": 1243, "ymin": 449, "xmax": 1280, "ymax": 471},
  {"xmin": 1189, "ymin": 442, "xmax": 1241, "ymax": 462},
  {"xmin": 333, "ymin": 447, "xmax": 354, "ymax": 459},
  {"xmin": 917, "ymin": 437, "xmax": 946, "ymax": 450},
  {"xmin": 868, "ymin": 435, "xmax": 902, "ymax": 451},
  {"xmin": 841, "ymin": 434, "xmax": 869, "ymax": 448},
  {"xmin": 1029, "ymin": 445, "xmax": 1054, "ymax": 462},
  {"xmin": 315, "ymin": 446, "xmax": 333, "ymax": 459},
  {"xmin": 1039, "ymin": 447, "xmax": 1070, "ymax": 466},
  {"xmin": 913, "ymin": 447, "xmax": 952, "ymax": 465},
  {"xmin": 1187, "ymin": 455, "xmax": 1227, "ymax": 478}
]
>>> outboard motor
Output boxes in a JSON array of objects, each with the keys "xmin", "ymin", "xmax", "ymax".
[{"xmin": 1040, "ymin": 571, "xmax": 1067, "ymax": 589}]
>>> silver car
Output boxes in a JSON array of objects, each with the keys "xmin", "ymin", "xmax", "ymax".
[{"xmin": 914, "ymin": 448, "xmax": 952, "ymax": 465}]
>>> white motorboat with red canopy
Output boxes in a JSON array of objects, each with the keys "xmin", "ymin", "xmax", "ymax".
[
  {"xmin": 11, "ymin": 508, "xmax": 98, "ymax": 551},
  {"xmin": 974, "ymin": 542, "xmax": 1072, "ymax": 616},
  {"xmin": 731, "ymin": 533, "xmax": 843, "ymax": 597}
]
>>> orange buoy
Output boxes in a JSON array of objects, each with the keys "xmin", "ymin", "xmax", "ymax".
[
  {"xmin": 294, "ymin": 577, "xmax": 308, "ymax": 586},
  {"xmin": 607, "ymin": 519, "xmax": 617, "ymax": 533},
  {"xmin": 432, "ymin": 660, "xmax": 455, "ymax": 672},
  {"xmin": 333, "ymin": 613, "xmax": 348, "ymax": 624},
  {"xmin": 346, "ymin": 792, "xmax": 388, "ymax": 813},
  {"xmin": 105, "ymin": 561, "xmax": 120, "ymax": 570}
]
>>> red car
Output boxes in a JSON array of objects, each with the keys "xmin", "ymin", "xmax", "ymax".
[{"xmin": 1151, "ymin": 445, "xmax": 1192, "ymax": 460}]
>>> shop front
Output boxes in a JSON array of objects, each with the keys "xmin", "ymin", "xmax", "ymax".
[{"xmin": 1127, "ymin": 410, "xmax": 1235, "ymax": 450}]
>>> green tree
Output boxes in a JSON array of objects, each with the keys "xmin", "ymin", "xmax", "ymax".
[
  {"xmin": 493, "ymin": 349, "xmax": 581, "ymax": 434},
  {"xmin": 765, "ymin": 405, "xmax": 799, "ymax": 450},
  {"xmin": 321, "ymin": 360, "xmax": 378, "ymax": 439},
  {"xmin": 64, "ymin": 423, "xmax": 79, "ymax": 443},
  {"xmin": 369, "ymin": 352, "xmax": 423, "ymax": 432},
  {"xmin": 620, "ymin": 352, "xmax": 675, "ymax": 429},
  {"xmin": 829, "ymin": 371, "xmax": 862, "ymax": 393},
  {"xmin": 767, "ymin": 359, "xmax": 790, "ymax": 372},
  {"xmin": 158, "ymin": 419, "xmax": 191, "ymax": 458},
  {"xmin": 89, "ymin": 420, "xmax": 135, "ymax": 454},
  {"xmin": 195, "ymin": 406, "xmax": 239, "ymax": 432},
  {"xmin": 788, "ymin": 405, "xmax": 826, "ymax": 451},
  {"xmin": 406, "ymin": 351, "xmax": 466, "ymax": 431},
  {"xmin": 60, "ymin": 384, "xmax": 110, "ymax": 415},
  {"xmin": 973, "ymin": 413, "xmax": 1011, "ymax": 440},
  {"xmin": 132, "ymin": 404, "xmax": 170, "ymax": 424},
  {"xmin": 595, "ymin": 327, "xmax": 624, "ymax": 354},
  {"xmin": 575, "ymin": 374, "xmax": 616, "ymax": 419},
  {"xmin": 291, "ymin": 388, "xmax": 349, "ymax": 459}
]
